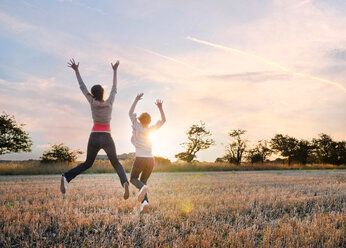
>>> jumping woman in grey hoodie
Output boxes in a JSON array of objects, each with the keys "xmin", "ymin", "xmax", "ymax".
[{"xmin": 60, "ymin": 59, "xmax": 130, "ymax": 200}]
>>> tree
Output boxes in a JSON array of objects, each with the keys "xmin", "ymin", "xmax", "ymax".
[
  {"xmin": 270, "ymin": 134, "xmax": 297, "ymax": 165},
  {"xmin": 292, "ymin": 139, "xmax": 314, "ymax": 165},
  {"xmin": 223, "ymin": 129, "xmax": 247, "ymax": 164},
  {"xmin": 215, "ymin": 157, "xmax": 226, "ymax": 163},
  {"xmin": 246, "ymin": 140, "xmax": 272, "ymax": 164},
  {"xmin": 40, "ymin": 143, "xmax": 83, "ymax": 163},
  {"xmin": 335, "ymin": 141, "xmax": 346, "ymax": 165},
  {"xmin": 0, "ymin": 113, "xmax": 33, "ymax": 155},
  {"xmin": 313, "ymin": 134, "xmax": 346, "ymax": 165},
  {"xmin": 246, "ymin": 148, "xmax": 262, "ymax": 164},
  {"xmin": 154, "ymin": 156, "xmax": 171, "ymax": 165},
  {"xmin": 271, "ymin": 134, "xmax": 314, "ymax": 165},
  {"xmin": 175, "ymin": 121, "xmax": 215, "ymax": 163}
]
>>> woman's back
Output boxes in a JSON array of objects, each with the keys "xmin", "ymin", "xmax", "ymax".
[{"xmin": 79, "ymin": 82, "xmax": 117, "ymax": 125}]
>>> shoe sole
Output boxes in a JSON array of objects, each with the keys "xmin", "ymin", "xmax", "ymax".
[
  {"xmin": 137, "ymin": 186, "xmax": 148, "ymax": 203},
  {"xmin": 123, "ymin": 183, "xmax": 129, "ymax": 200},
  {"xmin": 140, "ymin": 204, "xmax": 149, "ymax": 214},
  {"xmin": 60, "ymin": 177, "xmax": 66, "ymax": 194}
]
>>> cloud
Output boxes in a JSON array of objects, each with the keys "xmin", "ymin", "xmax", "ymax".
[
  {"xmin": 36, "ymin": 144, "xmax": 52, "ymax": 149},
  {"xmin": 67, "ymin": 0, "xmax": 110, "ymax": 16},
  {"xmin": 1, "ymin": 0, "xmax": 346, "ymax": 162},
  {"xmin": 137, "ymin": 47, "xmax": 205, "ymax": 74},
  {"xmin": 293, "ymin": 0, "xmax": 314, "ymax": 9},
  {"xmin": 207, "ymin": 71, "xmax": 291, "ymax": 82},
  {"xmin": 187, "ymin": 37, "xmax": 346, "ymax": 93},
  {"xmin": 0, "ymin": 10, "xmax": 36, "ymax": 32},
  {"xmin": 329, "ymin": 49, "xmax": 346, "ymax": 61}
]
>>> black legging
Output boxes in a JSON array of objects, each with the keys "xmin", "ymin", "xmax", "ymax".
[
  {"xmin": 64, "ymin": 132, "xmax": 128, "ymax": 185},
  {"xmin": 130, "ymin": 157, "xmax": 154, "ymax": 202}
]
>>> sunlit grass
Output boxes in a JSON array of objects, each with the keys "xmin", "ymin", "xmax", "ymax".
[
  {"xmin": 0, "ymin": 160, "xmax": 344, "ymax": 176},
  {"xmin": 0, "ymin": 171, "xmax": 345, "ymax": 247}
]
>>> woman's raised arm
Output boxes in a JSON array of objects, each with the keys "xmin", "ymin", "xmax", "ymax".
[
  {"xmin": 68, "ymin": 58, "xmax": 92, "ymax": 102},
  {"xmin": 68, "ymin": 58, "xmax": 83, "ymax": 84}
]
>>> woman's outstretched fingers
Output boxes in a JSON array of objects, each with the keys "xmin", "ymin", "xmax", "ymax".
[
  {"xmin": 136, "ymin": 93, "xmax": 144, "ymax": 101},
  {"xmin": 68, "ymin": 58, "xmax": 79, "ymax": 70},
  {"xmin": 111, "ymin": 60, "xmax": 120, "ymax": 70},
  {"xmin": 155, "ymin": 99, "xmax": 163, "ymax": 108}
]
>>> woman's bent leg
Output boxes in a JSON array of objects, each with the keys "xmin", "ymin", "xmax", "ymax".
[
  {"xmin": 139, "ymin": 158, "xmax": 154, "ymax": 202},
  {"xmin": 130, "ymin": 157, "xmax": 145, "ymax": 189},
  {"xmin": 103, "ymin": 134, "xmax": 128, "ymax": 186},
  {"xmin": 64, "ymin": 134, "xmax": 99, "ymax": 182}
]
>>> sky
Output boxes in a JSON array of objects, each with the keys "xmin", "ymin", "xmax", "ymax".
[{"xmin": 1, "ymin": 0, "xmax": 346, "ymax": 162}]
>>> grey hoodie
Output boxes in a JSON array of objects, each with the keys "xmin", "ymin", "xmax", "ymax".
[{"xmin": 79, "ymin": 81, "xmax": 117, "ymax": 125}]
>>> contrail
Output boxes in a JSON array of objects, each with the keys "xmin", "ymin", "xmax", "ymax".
[
  {"xmin": 137, "ymin": 47, "xmax": 205, "ymax": 74},
  {"xmin": 187, "ymin": 36, "xmax": 346, "ymax": 93},
  {"xmin": 294, "ymin": 0, "xmax": 313, "ymax": 9}
]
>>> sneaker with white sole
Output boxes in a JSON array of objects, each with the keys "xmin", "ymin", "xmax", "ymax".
[
  {"xmin": 123, "ymin": 182, "xmax": 130, "ymax": 200},
  {"xmin": 60, "ymin": 175, "xmax": 68, "ymax": 194},
  {"xmin": 140, "ymin": 200, "xmax": 149, "ymax": 214},
  {"xmin": 137, "ymin": 185, "xmax": 148, "ymax": 203}
]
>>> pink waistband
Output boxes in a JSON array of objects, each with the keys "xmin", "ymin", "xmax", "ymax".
[{"xmin": 92, "ymin": 123, "xmax": 111, "ymax": 132}]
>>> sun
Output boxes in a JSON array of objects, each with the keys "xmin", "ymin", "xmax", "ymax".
[
  {"xmin": 147, "ymin": 129, "xmax": 175, "ymax": 160},
  {"xmin": 149, "ymin": 131, "xmax": 164, "ymax": 157}
]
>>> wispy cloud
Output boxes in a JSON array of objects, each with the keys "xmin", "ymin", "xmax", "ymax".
[
  {"xmin": 207, "ymin": 71, "xmax": 291, "ymax": 82},
  {"xmin": 0, "ymin": 10, "xmax": 36, "ymax": 32},
  {"xmin": 294, "ymin": 0, "xmax": 313, "ymax": 9},
  {"xmin": 1, "ymin": 0, "xmax": 345, "ymax": 161},
  {"xmin": 187, "ymin": 36, "xmax": 346, "ymax": 93},
  {"xmin": 71, "ymin": 1, "xmax": 109, "ymax": 16},
  {"xmin": 137, "ymin": 47, "xmax": 204, "ymax": 74}
]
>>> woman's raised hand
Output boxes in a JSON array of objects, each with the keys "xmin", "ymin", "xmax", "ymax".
[
  {"xmin": 111, "ymin": 60, "xmax": 120, "ymax": 71},
  {"xmin": 68, "ymin": 58, "xmax": 79, "ymax": 71},
  {"xmin": 155, "ymin": 99, "xmax": 163, "ymax": 109},
  {"xmin": 136, "ymin": 93, "xmax": 144, "ymax": 101}
]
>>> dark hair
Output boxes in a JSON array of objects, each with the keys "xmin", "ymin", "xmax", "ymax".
[{"xmin": 91, "ymin": 84, "xmax": 104, "ymax": 101}]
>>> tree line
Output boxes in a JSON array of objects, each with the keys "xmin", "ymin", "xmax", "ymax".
[
  {"xmin": 175, "ymin": 121, "xmax": 346, "ymax": 165},
  {"xmin": 1, "ymin": 113, "xmax": 345, "ymax": 165}
]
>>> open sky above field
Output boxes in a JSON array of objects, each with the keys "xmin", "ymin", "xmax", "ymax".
[{"xmin": 1, "ymin": 0, "xmax": 346, "ymax": 161}]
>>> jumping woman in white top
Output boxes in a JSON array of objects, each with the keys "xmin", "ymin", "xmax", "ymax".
[{"xmin": 129, "ymin": 93, "xmax": 166, "ymax": 213}]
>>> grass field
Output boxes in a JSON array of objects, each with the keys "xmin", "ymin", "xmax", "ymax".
[
  {"xmin": 0, "ymin": 171, "xmax": 345, "ymax": 247},
  {"xmin": 0, "ymin": 160, "xmax": 344, "ymax": 175}
]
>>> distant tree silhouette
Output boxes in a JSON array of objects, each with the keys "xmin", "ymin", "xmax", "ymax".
[
  {"xmin": 40, "ymin": 143, "xmax": 83, "ymax": 163},
  {"xmin": 313, "ymin": 134, "xmax": 346, "ymax": 165},
  {"xmin": 292, "ymin": 139, "xmax": 314, "ymax": 165},
  {"xmin": 246, "ymin": 148, "xmax": 262, "ymax": 164},
  {"xmin": 223, "ymin": 129, "xmax": 247, "ymax": 164},
  {"xmin": 247, "ymin": 140, "xmax": 272, "ymax": 164},
  {"xmin": 215, "ymin": 157, "xmax": 226, "ymax": 163},
  {"xmin": 271, "ymin": 134, "xmax": 298, "ymax": 165},
  {"xmin": 271, "ymin": 134, "xmax": 314, "ymax": 165},
  {"xmin": 0, "ymin": 113, "xmax": 32, "ymax": 155},
  {"xmin": 175, "ymin": 121, "xmax": 215, "ymax": 163},
  {"xmin": 154, "ymin": 156, "xmax": 171, "ymax": 165}
]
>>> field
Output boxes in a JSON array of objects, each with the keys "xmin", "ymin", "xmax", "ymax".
[
  {"xmin": 0, "ymin": 171, "xmax": 345, "ymax": 247},
  {"xmin": 0, "ymin": 160, "xmax": 344, "ymax": 175}
]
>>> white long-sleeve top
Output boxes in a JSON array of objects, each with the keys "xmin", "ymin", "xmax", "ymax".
[{"xmin": 129, "ymin": 113, "xmax": 164, "ymax": 157}]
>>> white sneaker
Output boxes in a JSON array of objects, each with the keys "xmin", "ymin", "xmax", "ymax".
[
  {"xmin": 123, "ymin": 182, "xmax": 130, "ymax": 200},
  {"xmin": 60, "ymin": 175, "xmax": 68, "ymax": 194},
  {"xmin": 137, "ymin": 185, "xmax": 148, "ymax": 203},
  {"xmin": 140, "ymin": 200, "xmax": 149, "ymax": 214}
]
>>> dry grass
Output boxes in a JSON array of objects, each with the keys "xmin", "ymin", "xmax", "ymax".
[
  {"xmin": 0, "ymin": 170, "xmax": 345, "ymax": 247},
  {"xmin": 0, "ymin": 160, "xmax": 344, "ymax": 175}
]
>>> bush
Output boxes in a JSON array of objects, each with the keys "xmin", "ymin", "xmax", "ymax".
[{"xmin": 40, "ymin": 144, "xmax": 83, "ymax": 163}]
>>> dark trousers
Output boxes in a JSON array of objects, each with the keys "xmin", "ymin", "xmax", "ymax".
[
  {"xmin": 64, "ymin": 132, "xmax": 128, "ymax": 186},
  {"xmin": 130, "ymin": 157, "xmax": 154, "ymax": 202}
]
